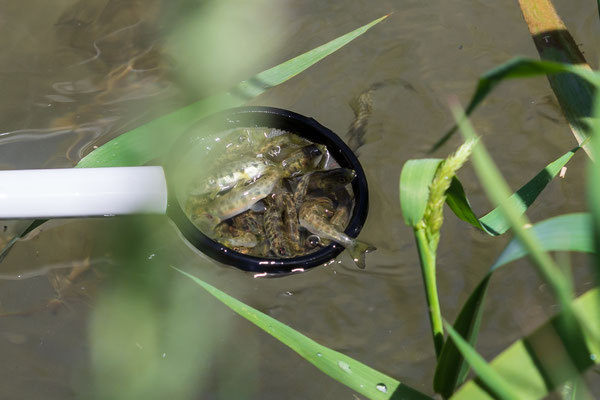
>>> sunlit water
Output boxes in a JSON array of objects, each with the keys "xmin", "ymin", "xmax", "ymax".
[{"xmin": 0, "ymin": 0, "xmax": 598, "ymax": 398}]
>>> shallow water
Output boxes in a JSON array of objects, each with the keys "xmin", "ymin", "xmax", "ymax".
[{"xmin": 1, "ymin": 0, "xmax": 599, "ymax": 398}]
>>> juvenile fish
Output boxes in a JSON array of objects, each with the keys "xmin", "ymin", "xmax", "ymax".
[
  {"xmin": 292, "ymin": 168, "xmax": 356, "ymax": 208},
  {"xmin": 190, "ymin": 156, "xmax": 271, "ymax": 197},
  {"xmin": 299, "ymin": 198, "xmax": 375, "ymax": 269},
  {"xmin": 214, "ymin": 223, "xmax": 259, "ymax": 248},
  {"xmin": 232, "ymin": 211, "xmax": 264, "ymax": 237},
  {"xmin": 280, "ymin": 192, "xmax": 300, "ymax": 244},
  {"xmin": 330, "ymin": 188, "xmax": 353, "ymax": 232},
  {"xmin": 193, "ymin": 168, "xmax": 281, "ymax": 234},
  {"xmin": 255, "ymin": 133, "xmax": 300, "ymax": 161},
  {"xmin": 280, "ymin": 144, "xmax": 323, "ymax": 178},
  {"xmin": 264, "ymin": 193, "xmax": 294, "ymax": 258}
]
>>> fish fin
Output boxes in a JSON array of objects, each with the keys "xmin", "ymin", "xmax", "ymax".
[{"xmin": 348, "ymin": 241, "xmax": 376, "ymax": 269}]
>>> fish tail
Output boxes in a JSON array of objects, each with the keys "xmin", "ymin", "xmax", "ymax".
[{"xmin": 348, "ymin": 241, "xmax": 376, "ymax": 269}]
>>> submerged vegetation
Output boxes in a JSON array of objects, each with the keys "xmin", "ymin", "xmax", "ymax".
[{"xmin": 3, "ymin": 1, "xmax": 600, "ymax": 399}]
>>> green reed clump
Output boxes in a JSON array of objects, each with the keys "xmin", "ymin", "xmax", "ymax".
[{"xmin": 410, "ymin": 139, "xmax": 477, "ymax": 358}]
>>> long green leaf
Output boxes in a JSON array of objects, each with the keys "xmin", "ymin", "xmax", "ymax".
[
  {"xmin": 399, "ymin": 159, "xmax": 443, "ymax": 226},
  {"xmin": 435, "ymin": 213, "xmax": 595, "ymax": 397},
  {"xmin": 172, "ymin": 267, "xmax": 431, "ymax": 400},
  {"xmin": 452, "ymin": 288, "xmax": 600, "ymax": 399},
  {"xmin": 430, "ymin": 58, "xmax": 599, "ymax": 152},
  {"xmin": 491, "ymin": 213, "xmax": 593, "ymax": 270},
  {"xmin": 444, "ymin": 321, "xmax": 521, "ymax": 400},
  {"xmin": 445, "ymin": 146, "xmax": 579, "ymax": 235},
  {"xmin": 76, "ymin": 15, "xmax": 389, "ymax": 168},
  {"xmin": 454, "ymin": 101, "xmax": 573, "ymax": 307},
  {"xmin": 434, "ymin": 277, "xmax": 490, "ymax": 397},
  {"xmin": 450, "ymin": 102, "xmax": 591, "ymax": 394},
  {"xmin": 401, "ymin": 147, "xmax": 580, "ymax": 396}
]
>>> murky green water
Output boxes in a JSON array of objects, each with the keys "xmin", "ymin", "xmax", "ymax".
[{"xmin": 1, "ymin": 0, "xmax": 598, "ymax": 398}]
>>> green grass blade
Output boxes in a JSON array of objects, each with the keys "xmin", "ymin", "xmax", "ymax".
[
  {"xmin": 430, "ymin": 58, "xmax": 599, "ymax": 152},
  {"xmin": 399, "ymin": 159, "xmax": 443, "ymax": 226},
  {"xmin": 434, "ymin": 277, "xmax": 490, "ymax": 397},
  {"xmin": 452, "ymin": 101, "xmax": 573, "ymax": 308},
  {"xmin": 172, "ymin": 267, "xmax": 432, "ymax": 400},
  {"xmin": 444, "ymin": 321, "xmax": 521, "ymax": 400},
  {"xmin": 491, "ymin": 213, "xmax": 594, "ymax": 270},
  {"xmin": 445, "ymin": 146, "xmax": 579, "ymax": 235},
  {"xmin": 435, "ymin": 212, "xmax": 595, "ymax": 397},
  {"xmin": 453, "ymin": 101, "xmax": 592, "ymax": 382},
  {"xmin": 452, "ymin": 288, "xmax": 600, "ymax": 400},
  {"xmin": 76, "ymin": 15, "xmax": 389, "ymax": 168}
]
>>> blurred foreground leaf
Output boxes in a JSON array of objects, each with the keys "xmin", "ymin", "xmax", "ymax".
[
  {"xmin": 76, "ymin": 15, "xmax": 389, "ymax": 168},
  {"xmin": 172, "ymin": 267, "xmax": 432, "ymax": 400},
  {"xmin": 451, "ymin": 288, "xmax": 600, "ymax": 399}
]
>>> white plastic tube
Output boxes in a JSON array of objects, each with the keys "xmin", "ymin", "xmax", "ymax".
[{"xmin": 0, "ymin": 166, "xmax": 168, "ymax": 219}]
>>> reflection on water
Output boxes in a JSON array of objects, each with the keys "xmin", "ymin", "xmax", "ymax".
[{"xmin": 0, "ymin": 0, "xmax": 598, "ymax": 398}]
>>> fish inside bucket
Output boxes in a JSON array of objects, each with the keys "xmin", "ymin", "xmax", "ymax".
[{"xmin": 175, "ymin": 126, "xmax": 358, "ymax": 259}]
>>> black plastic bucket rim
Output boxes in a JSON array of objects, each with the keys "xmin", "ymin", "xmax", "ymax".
[{"xmin": 165, "ymin": 106, "xmax": 369, "ymax": 276}]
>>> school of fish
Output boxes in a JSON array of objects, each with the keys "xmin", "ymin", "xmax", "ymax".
[{"xmin": 184, "ymin": 129, "xmax": 376, "ymax": 269}]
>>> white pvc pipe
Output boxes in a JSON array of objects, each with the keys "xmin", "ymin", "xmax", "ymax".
[{"xmin": 0, "ymin": 166, "xmax": 168, "ymax": 219}]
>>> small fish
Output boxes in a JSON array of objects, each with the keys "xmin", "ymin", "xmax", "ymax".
[
  {"xmin": 280, "ymin": 144, "xmax": 323, "ymax": 178},
  {"xmin": 307, "ymin": 168, "xmax": 356, "ymax": 192},
  {"xmin": 192, "ymin": 168, "xmax": 281, "ymax": 234},
  {"xmin": 255, "ymin": 133, "xmax": 300, "ymax": 161},
  {"xmin": 264, "ymin": 193, "xmax": 294, "ymax": 258},
  {"xmin": 232, "ymin": 211, "xmax": 264, "ymax": 237},
  {"xmin": 299, "ymin": 198, "xmax": 375, "ymax": 269},
  {"xmin": 330, "ymin": 188, "xmax": 353, "ymax": 232},
  {"xmin": 214, "ymin": 223, "xmax": 259, "ymax": 248},
  {"xmin": 292, "ymin": 173, "xmax": 311, "ymax": 212},
  {"xmin": 292, "ymin": 168, "xmax": 356, "ymax": 208},
  {"xmin": 190, "ymin": 155, "xmax": 272, "ymax": 197},
  {"xmin": 280, "ymin": 192, "xmax": 300, "ymax": 244}
]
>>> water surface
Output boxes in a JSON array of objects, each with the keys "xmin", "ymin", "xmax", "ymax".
[{"xmin": 0, "ymin": 0, "xmax": 598, "ymax": 398}]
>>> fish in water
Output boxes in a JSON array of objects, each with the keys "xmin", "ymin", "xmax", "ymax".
[
  {"xmin": 347, "ymin": 79, "xmax": 416, "ymax": 152},
  {"xmin": 280, "ymin": 191, "xmax": 300, "ymax": 244},
  {"xmin": 189, "ymin": 155, "xmax": 271, "ymax": 197},
  {"xmin": 192, "ymin": 168, "xmax": 281, "ymax": 234},
  {"xmin": 330, "ymin": 187, "xmax": 353, "ymax": 232},
  {"xmin": 299, "ymin": 197, "xmax": 375, "ymax": 269},
  {"xmin": 255, "ymin": 132, "xmax": 303, "ymax": 161},
  {"xmin": 232, "ymin": 211, "xmax": 264, "ymax": 237},
  {"xmin": 292, "ymin": 168, "xmax": 356, "ymax": 209},
  {"xmin": 263, "ymin": 193, "xmax": 294, "ymax": 258},
  {"xmin": 280, "ymin": 144, "xmax": 324, "ymax": 178},
  {"xmin": 214, "ymin": 223, "xmax": 259, "ymax": 248}
]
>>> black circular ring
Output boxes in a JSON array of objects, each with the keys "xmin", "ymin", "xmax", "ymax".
[{"xmin": 165, "ymin": 106, "xmax": 369, "ymax": 276}]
